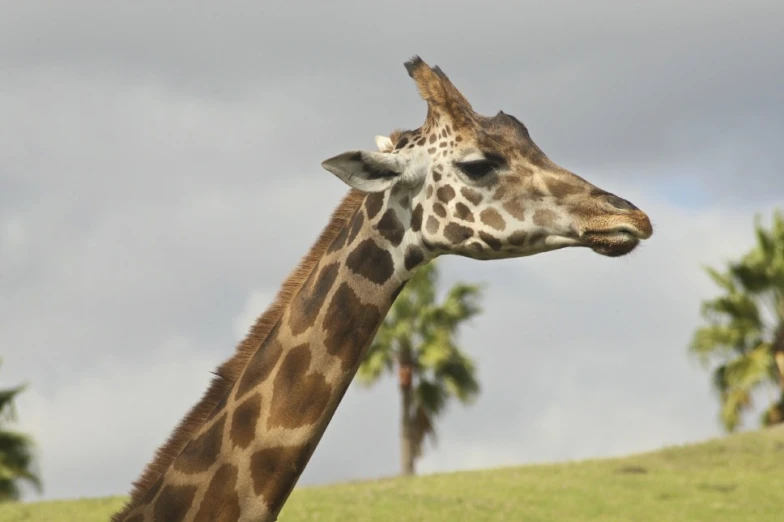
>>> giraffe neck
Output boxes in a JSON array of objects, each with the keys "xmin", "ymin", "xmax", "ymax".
[{"xmin": 120, "ymin": 188, "xmax": 428, "ymax": 522}]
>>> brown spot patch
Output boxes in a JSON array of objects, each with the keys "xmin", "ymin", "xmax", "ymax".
[
  {"xmin": 364, "ymin": 192, "xmax": 385, "ymax": 220},
  {"xmin": 437, "ymin": 185, "xmax": 456, "ymax": 203},
  {"xmin": 251, "ymin": 443, "xmax": 312, "ymax": 510},
  {"xmin": 454, "ymin": 202, "xmax": 474, "ymax": 222},
  {"xmin": 479, "ymin": 231, "xmax": 502, "ymax": 251},
  {"xmin": 346, "ymin": 238, "xmax": 394, "ymax": 285},
  {"xmin": 503, "ymin": 198, "xmax": 526, "ymax": 220},
  {"xmin": 461, "ymin": 187, "xmax": 482, "ymax": 205},
  {"xmin": 323, "ymin": 283, "xmax": 382, "ymax": 371},
  {"xmin": 347, "ymin": 211, "xmax": 365, "ymax": 245},
  {"xmin": 480, "ymin": 208, "xmax": 506, "ymax": 231},
  {"xmin": 327, "ymin": 224, "xmax": 349, "ymax": 253},
  {"xmin": 391, "ymin": 281, "xmax": 407, "ymax": 302},
  {"xmin": 193, "ymin": 463, "xmax": 241, "ymax": 522},
  {"xmin": 494, "ymin": 186, "xmax": 508, "ymax": 200},
  {"xmin": 426, "ymin": 186, "xmax": 433, "ymax": 198},
  {"xmin": 508, "ymin": 231, "xmax": 527, "ymax": 246},
  {"xmin": 404, "ymin": 246, "xmax": 424, "ymax": 271},
  {"xmin": 377, "ymin": 209, "xmax": 405, "ymax": 246},
  {"xmin": 235, "ymin": 326, "xmax": 283, "ymax": 399},
  {"xmin": 444, "ymin": 223, "xmax": 474, "ymax": 244},
  {"xmin": 546, "ymin": 178, "xmax": 582, "ymax": 198},
  {"xmin": 433, "ymin": 171, "xmax": 442, "ymax": 182},
  {"xmin": 153, "ymin": 484, "xmax": 197, "ymax": 522},
  {"xmin": 267, "ymin": 344, "xmax": 331, "ymax": 429},
  {"xmin": 173, "ymin": 414, "xmax": 226, "ymax": 474},
  {"xmin": 529, "ymin": 183, "xmax": 547, "ymax": 201},
  {"xmin": 230, "ymin": 392, "xmax": 261, "ymax": 449},
  {"xmin": 533, "ymin": 209, "xmax": 557, "ymax": 227},
  {"xmin": 433, "ymin": 202, "xmax": 447, "ymax": 218},
  {"xmin": 527, "ymin": 231, "xmax": 546, "ymax": 245},
  {"xmin": 288, "ymin": 262, "xmax": 340, "ymax": 336},
  {"xmin": 467, "ymin": 242, "xmax": 484, "ymax": 254},
  {"xmin": 429, "ymin": 134, "xmax": 437, "ymax": 143},
  {"xmin": 426, "ymin": 216, "xmax": 440, "ymax": 234},
  {"xmin": 428, "ymin": 147, "xmax": 436, "ymax": 154},
  {"xmin": 411, "ymin": 204, "xmax": 423, "ymax": 232}
]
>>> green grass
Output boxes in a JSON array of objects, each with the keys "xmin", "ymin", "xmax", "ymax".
[{"xmin": 4, "ymin": 427, "xmax": 783, "ymax": 521}]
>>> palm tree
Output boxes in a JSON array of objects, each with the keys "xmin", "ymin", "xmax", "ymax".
[
  {"xmin": 0, "ymin": 360, "xmax": 42, "ymax": 502},
  {"xmin": 357, "ymin": 260, "xmax": 483, "ymax": 475},
  {"xmin": 689, "ymin": 209, "xmax": 784, "ymax": 432}
]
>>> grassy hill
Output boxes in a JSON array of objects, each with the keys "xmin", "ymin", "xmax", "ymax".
[{"xmin": 3, "ymin": 427, "xmax": 783, "ymax": 522}]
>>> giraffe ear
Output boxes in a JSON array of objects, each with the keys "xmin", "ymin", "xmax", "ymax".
[
  {"xmin": 374, "ymin": 135, "xmax": 394, "ymax": 152},
  {"xmin": 321, "ymin": 150, "xmax": 405, "ymax": 193}
]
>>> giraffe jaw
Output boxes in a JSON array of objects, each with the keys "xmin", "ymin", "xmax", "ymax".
[{"xmin": 581, "ymin": 228, "xmax": 646, "ymax": 257}]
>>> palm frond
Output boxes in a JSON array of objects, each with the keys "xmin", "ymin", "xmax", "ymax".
[
  {"xmin": 0, "ymin": 363, "xmax": 42, "ymax": 500},
  {"xmin": 0, "ymin": 387, "xmax": 23, "ymax": 424},
  {"xmin": 719, "ymin": 386, "xmax": 750, "ymax": 432},
  {"xmin": 689, "ymin": 325, "xmax": 759, "ymax": 363},
  {"xmin": 702, "ymin": 266, "xmax": 736, "ymax": 293},
  {"xmin": 411, "ymin": 406, "xmax": 437, "ymax": 458},
  {"xmin": 414, "ymin": 377, "xmax": 448, "ymax": 417},
  {"xmin": 722, "ymin": 343, "xmax": 774, "ymax": 390},
  {"xmin": 692, "ymin": 208, "xmax": 784, "ymax": 432}
]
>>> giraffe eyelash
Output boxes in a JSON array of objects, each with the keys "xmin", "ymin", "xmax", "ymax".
[
  {"xmin": 456, "ymin": 159, "xmax": 497, "ymax": 178},
  {"xmin": 455, "ymin": 151, "xmax": 506, "ymax": 179}
]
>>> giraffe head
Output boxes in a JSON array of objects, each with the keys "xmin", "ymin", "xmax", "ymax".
[{"xmin": 322, "ymin": 56, "xmax": 652, "ymax": 260}]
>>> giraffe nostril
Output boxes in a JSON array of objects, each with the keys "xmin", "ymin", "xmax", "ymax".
[{"xmin": 603, "ymin": 194, "xmax": 638, "ymax": 211}]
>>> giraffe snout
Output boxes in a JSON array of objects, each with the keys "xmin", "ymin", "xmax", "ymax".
[{"xmin": 602, "ymin": 194, "xmax": 639, "ymax": 212}]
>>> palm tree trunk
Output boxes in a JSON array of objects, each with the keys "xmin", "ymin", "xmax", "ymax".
[
  {"xmin": 399, "ymin": 343, "xmax": 415, "ymax": 476},
  {"xmin": 773, "ymin": 325, "xmax": 784, "ymax": 391}
]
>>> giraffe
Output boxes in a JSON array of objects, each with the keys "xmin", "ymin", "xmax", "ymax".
[{"xmin": 113, "ymin": 56, "xmax": 653, "ymax": 522}]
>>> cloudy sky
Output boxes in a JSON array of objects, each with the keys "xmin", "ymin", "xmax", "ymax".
[{"xmin": 2, "ymin": 0, "xmax": 783, "ymax": 502}]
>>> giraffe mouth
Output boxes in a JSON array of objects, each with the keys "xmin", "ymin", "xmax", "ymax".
[{"xmin": 581, "ymin": 227, "xmax": 645, "ymax": 257}]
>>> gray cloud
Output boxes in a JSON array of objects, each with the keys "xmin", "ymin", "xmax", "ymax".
[
  {"xmin": 1, "ymin": 0, "xmax": 782, "ymax": 502},
  {"xmin": 3, "ymin": 1, "xmax": 781, "ymax": 196}
]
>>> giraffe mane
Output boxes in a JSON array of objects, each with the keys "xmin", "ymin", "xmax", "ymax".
[
  {"xmin": 388, "ymin": 129, "xmax": 408, "ymax": 147},
  {"xmin": 113, "ymin": 188, "xmax": 367, "ymax": 521}
]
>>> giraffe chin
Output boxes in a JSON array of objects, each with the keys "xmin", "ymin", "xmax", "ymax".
[{"xmin": 583, "ymin": 231, "xmax": 641, "ymax": 258}]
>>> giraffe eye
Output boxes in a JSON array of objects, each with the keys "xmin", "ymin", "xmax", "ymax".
[{"xmin": 456, "ymin": 159, "xmax": 498, "ymax": 179}]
